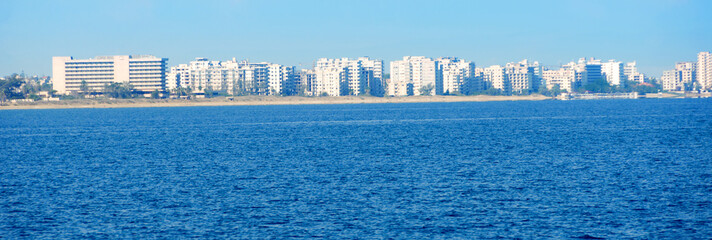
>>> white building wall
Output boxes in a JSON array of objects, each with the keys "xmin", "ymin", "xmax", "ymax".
[
  {"xmin": 505, "ymin": 60, "xmax": 535, "ymax": 93},
  {"xmin": 698, "ymin": 52, "xmax": 712, "ymax": 90},
  {"xmin": 662, "ymin": 62, "xmax": 696, "ymax": 91},
  {"xmin": 314, "ymin": 57, "xmax": 382, "ymax": 96},
  {"xmin": 623, "ymin": 61, "xmax": 645, "ymax": 83},
  {"xmin": 315, "ymin": 67, "xmax": 346, "ymax": 96},
  {"xmin": 482, "ymin": 65, "xmax": 509, "ymax": 92},
  {"xmin": 662, "ymin": 70, "xmax": 679, "ymax": 91},
  {"xmin": 52, "ymin": 55, "xmax": 167, "ymax": 94},
  {"xmin": 601, "ymin": 60, "xmax": 625, "ymax": 86},
  {"xmin": 542, "ymin": 68, "xmax": 575, "ymax": 92},
  {"xmin": 297, "ymin": 69, "xmax": 317, "ymax": 96},
  {"xmin": 51, "ymin": 57, "xmax": 70, "ymax": 94},
  {"xmin": 438, "ymin": 57, "xmax": 475, "ymax": 95},
  {"xmin": 168, "ymin": 58, "xmax": 288, "ymax": 95},
  {"xmin": 388, "ymin": 56, "xmax": 439, "ymax": 96},
  {"xmin": 388, "ymin": 59, "xmax": 412, "ymax": 96}
]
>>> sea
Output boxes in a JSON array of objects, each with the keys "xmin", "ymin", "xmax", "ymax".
[{"xmin": 1, "ymin": 98, "xmax": 711, "ymax": 239}]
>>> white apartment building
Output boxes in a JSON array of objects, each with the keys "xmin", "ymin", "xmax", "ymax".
[
  {"xmin": 358, "ymin": 57, "xmax": 385, "ymax": 96},
  {"xmin": 388, "ymin": 56, "xmax": 440, "ymax": 96},
  {"xmin": 314, "ymin": 67, "xmax": 347, "ymax": 96},
  {"xmin": 601, "ymin": 60, "xmax": 626, "ymax": 86},
  {"xmin": 481, "ymin": 65, "xmax": 510, "ymax": 92},
  {"xmin": 504, "ymin": 60, "xmax": 538, "ymax": 93},
  {"xmin": 437, "ymin": 57, "xmax": 476, "ymax": 94},
  {"xmin": 52, "ymin": 55, "xmax": 167, "ymax": 94},
  {"xmin": 314, "ymin": 57, "xmax": 383, "ymax": 96},
  {"xmin": 166, "ymin": 58, "xmax": 293, "ymax": 96},
  {"xmin": 624, "ymin": 61, "xmax": 645, "ymax": 83},
  {"xmin": 166, "ymin": 64, "xmax": 189, "ymax": 91},
  {"xmin": 297, "ymin": 69, "xmax": 316, "ymax": 96},
  {"xmin": 268, "ymin": 64, "xmax": 295, "ymax": 95},
  {"xmin": 698, "ymin": 52, "xmax": 712, "ymax": 90},
  {"xmin": 662, "ymin": 62, "xmax": 696, "ymax": 91},
  {"xmin": 661, "ymin": 70, "xmax": 678, "ymax": 91},
  {"xmin": 542, "ymin": 68, "xmax": 576, "ymax": 92}
]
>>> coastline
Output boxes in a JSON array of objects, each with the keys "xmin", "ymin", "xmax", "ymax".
[{"xmin": 0, "ymin": 95, "xmax": 551, "ymax": 110}]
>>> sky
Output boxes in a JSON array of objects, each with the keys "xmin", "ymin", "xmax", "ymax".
[{"xmin": 1, "ymin": 0, "xmax": 711, "ymax": 77}]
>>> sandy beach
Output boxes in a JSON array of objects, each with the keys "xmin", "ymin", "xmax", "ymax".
[{"xmin": 0, "ymin": 95, "xmax": 552, "ymax": 110}]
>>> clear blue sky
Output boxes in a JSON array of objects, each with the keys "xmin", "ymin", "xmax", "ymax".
[{"xmin": 1, "ymin": 0, "xmax": 710, "ymax": 77}]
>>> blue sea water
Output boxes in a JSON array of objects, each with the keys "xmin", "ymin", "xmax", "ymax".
[{"xmin": 1, "ymin": 98, "xmax": 711, "ymax": 239}]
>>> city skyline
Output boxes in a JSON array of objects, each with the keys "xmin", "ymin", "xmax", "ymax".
[{"xmin": 1, "ymin": 0, "xmax": 711, "ymax": 77}]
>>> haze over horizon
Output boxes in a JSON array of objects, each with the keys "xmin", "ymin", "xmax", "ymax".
[{"xmin": 1, "ymin": 0, "xmax": 710, "ymax": 77}]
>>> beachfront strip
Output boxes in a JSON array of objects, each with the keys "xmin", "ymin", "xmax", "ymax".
[{"xmin": 49, "ymin": 52, "xmax": 712, "ymax": 97}]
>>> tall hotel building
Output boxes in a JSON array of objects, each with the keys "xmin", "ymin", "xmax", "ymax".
[{"xmin": 52, "ymin": 55, "xmax": 168, "ymax": 94}]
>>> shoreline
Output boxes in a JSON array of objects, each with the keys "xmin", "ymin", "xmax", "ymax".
[{"xmin": 0, "ymin": 95, "xmax": 552, "ymax": 110}]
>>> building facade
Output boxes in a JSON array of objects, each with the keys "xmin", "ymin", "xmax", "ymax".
[
  {"xmin": 313, "ymin": 57, "xmax": 383, "ymax": 96},
  {"xmin": 388, "ymin": 56, "xmax": 440, "ymax": 96},
  {"xmin": 662, "ymin": 62, "xmax": 696, "ymax": 91},
  {"xmin": 166, "ymin": 58, "xmax": 294, "ymax": 96},
  {"xmin": 624, "ymin": 61, "xmax": 645, "ymax": 83},
  {"xmin": 504, "ymin": 60, "xmax": 539, "ymax": 93},
  {"xmin": 601, "ymin": 60, "xmax": 626, "ymax": 86},
  {"xmin": 438, "ymin": 57, "xmax": 477, "ymax": 95},
  {"xmin": 52, "ymin": 55, "xmax": 167, "ymax": 94},
  {"xmin": 481, "ymin": 65, "xmax": 509, "ymax": 92},
  {"xmin": 698, "ymin": 52, "xmax": 712, "ymax": 90},
  {"xmin": 542, "ymin": 68, "xmax": 576, "ymax": 92}
]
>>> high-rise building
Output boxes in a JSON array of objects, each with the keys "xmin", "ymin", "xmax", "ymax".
[
  {"xmin": 388, "ymin": 56, "xmax": 440, "ymax": 96},
  {"xmin": 698, "ymin": 52, "xmax": 712, "ymax": 90},
  {"xmin": 314, "ymin": 66, "xmax": 347, "ymax": 96},
  {"xmin": 661, "ymin": 70, "xmax": 678, "ymax": 91},
  {"xmin": 314, "ymin": 57, "xmax": 383, "ymax": 96},
  {"xmin": 437, "ymin": 57, "xmax": 477, "ymax": 95},
  {"xmin": 296, "ymin": 69, "xmax": 316, "ymax": 96},
  {"xmin": 581, "ymin": 58, "xmax": 603, "ymax": 86},
  {"xmin": 481, "ymin": 65, "xmax": 509, "ymax": 92},
  {"xmin": 166, "ymin": 58, "xmax": 294, "ymax": 96},
  {"xmin": 624, "ymin": 61, "xmax": 645, "ymax": 83},
  {"xmin": 52, "ymin": 55, "xmax": 168, "ymax": 94},
  {"xmin": 166, "ymin": 64, "xmax": 189, "ymax": 91},
  {"xmin": 267, "ymin": 64, "xmax": 295, "ymax": 95},
  {"xmin": 662, "ymin": 62, "xmax": 696, "ymax": 91},
  {"xmin": 601, "ymin": 60, "xmax": 626, "ymax": 86},
  {"xmin": 542, "ymin": 68, "xmax": 576, "ymax": 92},
  {"xmin": 504, "ymin": 60, "xmax": 538, "ymax": 93}
]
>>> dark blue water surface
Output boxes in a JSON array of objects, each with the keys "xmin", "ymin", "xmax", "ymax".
[{"xmin": 1, "ymin": 98, "xmax": 711, "ymax": 239}]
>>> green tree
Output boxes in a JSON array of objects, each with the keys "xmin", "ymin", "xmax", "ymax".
[
  {"xmin": 79, "ymin": 80, "xmax": 89, "ymax": 98},
  {"xmin": 419, "ymin": 83, "xmax": 434, "ymax": 96},
  {"xmin": 579, "ymin": 78, "xmax": 612, "ymax": 93},
  {"xmin": 104, "ymin": 82, "xmax": 134, "ymax": 98},
  {"xmin": 151, "ymin": 89, "xmax": 160, "ymax": 99},
  {"xmin": 550, "ymin": 84, "xmax": 562, "ymax": 97},
  {"xmin": 0, "ymin": 74, "xmax": 24, "ymax": 102}
]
